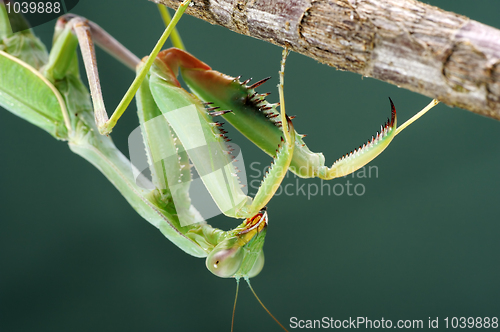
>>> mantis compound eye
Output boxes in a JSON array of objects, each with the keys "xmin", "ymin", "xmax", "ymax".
[
  {"xmin": 206, "ymin": 238, "xmax": 245, "ymax": 278},
  {"xmin": 206, "ymin": 208, "xmax": 268, "ymax": 278},
  {"xmin": 247, "ymin": 250, "xmax": 265, "ymax": 278}
]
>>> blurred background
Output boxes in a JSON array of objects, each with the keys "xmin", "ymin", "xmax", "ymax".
[{"xmin": 1, "ymin": 0, "xmax": 499, "ymax": 331}]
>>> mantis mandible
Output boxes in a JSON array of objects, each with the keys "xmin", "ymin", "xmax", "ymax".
[{"xmin": 0, "ymin": 0, "xmax": 500, "ymax": 330}]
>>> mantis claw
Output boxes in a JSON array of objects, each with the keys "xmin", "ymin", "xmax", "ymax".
[{"xmin": 319, "ymin": 98, "xmax": 398, "ymax": 179}]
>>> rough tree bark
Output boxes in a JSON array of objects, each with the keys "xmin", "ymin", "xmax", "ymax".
[{"xmin": 155, "ymin": 0, "xmax": 500, "ymax": 121}]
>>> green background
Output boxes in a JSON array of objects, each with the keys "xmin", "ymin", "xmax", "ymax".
[{"xmin": 1, "ymin": 0, "xmax": 499, "ymax": 331}]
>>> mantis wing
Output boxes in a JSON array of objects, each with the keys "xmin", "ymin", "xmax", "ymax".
[{"xmin": 0, "ymin": 50, "xmax": 69, "ymax": 139}]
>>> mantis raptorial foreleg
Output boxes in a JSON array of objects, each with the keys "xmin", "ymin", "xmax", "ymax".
[
  {"xmin": 179, "ymin": 54, "xmax": 439, "ymax": 180},
  {"xmin": 144, "ymin": 48, "xmax": 295, "ymax": 219}
]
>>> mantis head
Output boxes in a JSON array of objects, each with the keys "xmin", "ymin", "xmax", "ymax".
[{"xmin": 206, "ymin": 208, "xmax": 267, "ymax": 278}]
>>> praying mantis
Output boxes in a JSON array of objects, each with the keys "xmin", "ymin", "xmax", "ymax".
[{"xmin": 1, "ymin": 0, "xmax": 499, "ymax": 331}]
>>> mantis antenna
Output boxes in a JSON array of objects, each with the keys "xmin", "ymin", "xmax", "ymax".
[
  {"xmin": 245, "ymin": 277, "xmax": 289, "ymax": 332},
  {"xmin": 231, "ymin": 279, "xmax": 240, "ymax": 332}
]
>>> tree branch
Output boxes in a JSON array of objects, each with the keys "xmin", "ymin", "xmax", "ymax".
[{"xmin": 155, "ymin": 0, "xmax": 500, "ymax": 120}]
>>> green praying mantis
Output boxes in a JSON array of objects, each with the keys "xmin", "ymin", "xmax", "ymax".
[{"xmin": 1, "ymin": 0, "xmax": 499, "ymax": 331}]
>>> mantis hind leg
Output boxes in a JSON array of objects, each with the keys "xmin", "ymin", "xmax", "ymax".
[
  {"xmin": 45, "ymin": 0, "xmax": 192, "ymax": 136},
  {"xmin": 157, "ymin": 3, "xmax": 186, "ymax": 51}
]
